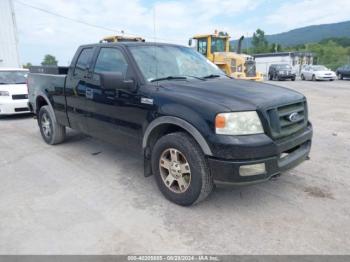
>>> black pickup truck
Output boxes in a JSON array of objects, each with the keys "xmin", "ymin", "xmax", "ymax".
[{"xmin": 28, "ymin": 42, "xmax": 312, "ymax": 206}]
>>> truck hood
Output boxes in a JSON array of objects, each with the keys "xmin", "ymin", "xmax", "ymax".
[{"xmin": 160, "ymin": 78, "xmax": 305, "ymax": 111}]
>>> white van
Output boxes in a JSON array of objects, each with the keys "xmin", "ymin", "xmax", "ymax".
[{"xmin": 0, "ymin": 68, "xmax": 30, "ymax": 115}]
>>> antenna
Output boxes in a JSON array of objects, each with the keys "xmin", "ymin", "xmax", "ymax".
[{"xmin": 153, "ymin": 6, "xmax": 158, "ymax": 80}]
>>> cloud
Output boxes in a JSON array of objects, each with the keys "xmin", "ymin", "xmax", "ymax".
[
  {"xmin": 14, "ymin": 0, "xmax": 261, "ymax": 64},
  {"xmin": 15, "ymin": 0, "xmax": 349, "ymax": 65},
  {"xmin": 266, "ymin": 0, "xmax": 350, "ymax": 31}
]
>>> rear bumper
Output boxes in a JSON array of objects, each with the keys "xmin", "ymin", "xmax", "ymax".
[
  {"xmin": 0, "ymin": 99, "xmax": 30, "ymax": 115},
  {"xmin": 208, "ymin": 124, "xmax": 312, "ymax": 185},
  {"xmin": 277, "ymin": 74, "xmax": 296, "ymax": 80}
]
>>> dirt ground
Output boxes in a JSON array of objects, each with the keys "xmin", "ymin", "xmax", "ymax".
[{"xmin": 0, "ymin": 79, "xmax": 349, "ymax": 254}]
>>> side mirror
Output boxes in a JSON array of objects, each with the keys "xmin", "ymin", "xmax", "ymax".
[
  {"xmin": 99, "ymin": 72, "xmax": 136, "ymax": 91},
  {"xmin": 188, "ymin": 38, "xmax": 192, "ymax": 47}
]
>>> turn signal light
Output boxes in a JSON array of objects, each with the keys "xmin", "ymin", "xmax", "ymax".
[{"xmin": 215, "ymin": 115, "xmax": 226, "ymax": 129}]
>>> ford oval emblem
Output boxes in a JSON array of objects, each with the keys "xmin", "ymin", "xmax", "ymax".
[{"xmin": 288, "ymin": 112, "xmax": 300, "ymax": 122}]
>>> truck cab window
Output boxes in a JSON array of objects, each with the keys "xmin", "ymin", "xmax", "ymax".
[
  {"xmin": 197, "ymin": 38, "xmax": 208, "ymax": 56},
  {"xmin": 74, "ymin": 48, "xmax": 93, "ymax": 75},
  {"xmin": 211, "ymin": 37, "xmax": 225, "ymax": 53},
  {"xmin": 94, "ymin": 48, "xmax": 128, "ymax": 76}
]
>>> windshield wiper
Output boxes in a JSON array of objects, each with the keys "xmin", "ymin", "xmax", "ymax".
[
  {"xmin": 202, "ymin": 74, "xmax": 222, "ymax": 79},
  {"xmin": 150, "ymin": 76, "xmax": 187, "ymax": 82},
  {"xmin": 184, "ymin": 75, "xmax": 206, "ymax": 81}
]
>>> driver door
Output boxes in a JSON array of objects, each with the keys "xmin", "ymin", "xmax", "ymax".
[{"xmin": 84, "ymin": 47, "xmax": 147, "ymax": 147}]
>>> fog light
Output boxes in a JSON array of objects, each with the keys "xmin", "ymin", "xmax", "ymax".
[{"xmin": 239, "ymin": 163, "xmax": 266, "ymax": 177}]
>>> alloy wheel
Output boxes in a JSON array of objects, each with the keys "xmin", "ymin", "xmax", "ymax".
[
  {"xmin": 41, "ymin": 112, "xmax": 52, "ymax": 138},
  {"xmin": 159, "ymin": 148, "xmax": 191, "ymax": 193}
]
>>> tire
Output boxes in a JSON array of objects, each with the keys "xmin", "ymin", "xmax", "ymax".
[
  {"xmin": 301, "ymin": 74, "xmax": 305, "ymax": 80},
  {"xmin": 38, "ymin": 105, "xmax": 66, "ymax": 145},
  {"xmin": 268, "ymin": 74, "xmax": 272, "ymax": 80},
  {"xmin": 312, "ymin": 75, "xmax": 316, "ymax": 81},
  {"xmin": 291, "ymin": 77, "xmax": 296, "ymax": 81},
  {"xmin": 338, "ymin": 73, "xmax": 343, "ymax": 80},
  {"xmin": 151, "ymin": 132, "xmax": 213, "ymax": 206}
]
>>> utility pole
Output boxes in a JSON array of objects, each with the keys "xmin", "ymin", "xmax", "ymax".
[{"xmin": 9, "ymin": 0, "xmax": 20, "ymax": 67}]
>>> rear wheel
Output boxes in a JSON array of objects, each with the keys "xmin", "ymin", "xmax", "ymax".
[
  {"xmin": 338, "ymin": 73, "xmax": 343, "ymax": 80},
  {"xmin": 312, "ymin": 75, "xmax": 316, "ymax": 81},
  {"xmin": 38, "ymin": 105, "xmax": 66, "ymax": 145},
  {"xmin": 151, "ymin": 132, "xmax": 213, "ymax": 206},
  {"xmin": 268, "ymin": 74, "xmax": 273, "ymax": 80},
  {"xmin": 301, "ymin": 74, "xmax": 305, "ymax": 80},
  {"xmin": 291, "ymin": 77, "xmax": 296, "ymax": 81}
]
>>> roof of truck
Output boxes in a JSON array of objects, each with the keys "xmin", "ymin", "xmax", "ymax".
[{"xmin": 81, "ymin": 42, "xmax": 186, "ymax": 48}]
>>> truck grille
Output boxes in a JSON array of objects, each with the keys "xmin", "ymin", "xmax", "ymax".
[
  {"xmin": 266, "ymin": 101, "xmax": 307, "ymax": 139},
  {"xmin": 12, "ymin": 94, "xmax": 28, "ymax": 100}
]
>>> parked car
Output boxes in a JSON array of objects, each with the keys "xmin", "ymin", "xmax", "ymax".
[
  {"xmin": 28, "ymin": 42, "xmax": 312, "ymax": 206},
  {"xmin": 336, "ymin": 64, "xmax": 350, "ymax": 80},
  {"xmin": 268, "ymin": 64, "xmax": 296, "ymax": 81},
  {"xmin": 0, "ymin": 68, "xmax": 30, "ymax": 115},
  {"xmin": 301, "ymin": 65, "xmax": 336, "ymax": 81}
]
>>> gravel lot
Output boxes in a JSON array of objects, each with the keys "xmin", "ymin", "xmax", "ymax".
[{"xmin": 0, "ymin": 79, "xmax": 349, "ymax": 255}]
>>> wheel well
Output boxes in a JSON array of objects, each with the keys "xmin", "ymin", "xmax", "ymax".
[
  {"xmin": 36, "ymin": 96, "xmax": 48, "ymax": 114},
  {"xmin": 143, "ymin": 123, "xmax": 201, "ymax": 177},
  {"xmin": 146, "ymin": 124, "xmax": 190, "ymax": 155}
]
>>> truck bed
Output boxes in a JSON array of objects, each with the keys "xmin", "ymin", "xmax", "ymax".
[{"xmin": 27, "ymin": 68, "xmax": 67, "ymax": 121}]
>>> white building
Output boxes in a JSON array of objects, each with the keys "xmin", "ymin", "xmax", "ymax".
[
  {"xmin": 254, "ymin": 52, "xmax": 314, "ymax": 77},
  {"xmin": 0, "ymin": 0, "xmax": 20, "ymax": 68}
]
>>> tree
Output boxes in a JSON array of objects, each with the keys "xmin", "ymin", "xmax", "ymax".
[
  {"xmin": 41, "ymin": 54, "xmax": 58, "ymax": 66},
  {"xmin": 251, "ymin": 29, "xmax": 269, "ymax": 54},
  {"xmin": 269, "ymin": 43, "xmax": 282, "ymax": 53},
  {"xmin": 22, "ymin": 62, "xmax": 32, "ymax": 69}
]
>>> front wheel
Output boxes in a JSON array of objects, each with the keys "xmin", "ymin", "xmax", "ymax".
[
  {"xmin": 312, "ymin": 75, "xmax": 316, "ymax": 81},
  {"xmin": 151, "ymin": 132, "xmax": 213, "ymax": 206},
  {"xmin": 38, "ymin": 105, "xmax": 66, "ymax": 145},
  {"xmin": 291, "ymin": 77, "xmax": 296, "ymax": 81}
]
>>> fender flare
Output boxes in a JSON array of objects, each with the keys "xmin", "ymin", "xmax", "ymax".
[
  {"xmin": 142, "ymin": 116, "xmax": 213, "ymax": 156},
  {"xmin": 35, "ymin": 93, "xmax": 58, "ymax": 123}
]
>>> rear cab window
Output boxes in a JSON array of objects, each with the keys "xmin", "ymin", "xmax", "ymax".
[{"xmin": 74, "ymin": 48, "xmax": 94, "ymax": 75}]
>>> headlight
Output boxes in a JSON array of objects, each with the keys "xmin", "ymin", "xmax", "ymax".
[
  {"xmin": 0, "ymin": 91, "xmax": 10, "ymax": 96},
  {"xmin": 215, "ymin": 111, "xmax": 264, "ymax": 135}
]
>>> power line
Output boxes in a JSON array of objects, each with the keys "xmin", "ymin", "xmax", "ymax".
[
  {"xmin": 14, "ymin": 0, "xmax": 126, "ymax": 34},
  {"xmin": 14, "ymin": 0, "xmax": 183, "ymax": 42}
]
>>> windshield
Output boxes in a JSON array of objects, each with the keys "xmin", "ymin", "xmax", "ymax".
[
  {"xmin": 312, "ymin": 66, "xmax": 327, "ymax": 71},
  {"xmin": 129, "ymin": 45, "xmax": 225, "ymax": 82},
  {"xmin": 0, "ymin": 71, "xmax": 28, "ymax": 84},
  {"xmin": 276, "ymin": 64, "xmax": 292, "ymax": 70},
  {"xmin": 211, "ymin": 37, "xmax": 226, "ymax": 53}
]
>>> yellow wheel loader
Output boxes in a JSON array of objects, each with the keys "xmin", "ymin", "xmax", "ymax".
[{"xmin": 189, "ymin": 31, "xmax": 263, "ymax": 81}]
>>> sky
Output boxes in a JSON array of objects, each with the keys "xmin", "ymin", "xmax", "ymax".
[{"xmin": 13, "ymin": 0, "xmax": 350, "ymax": 65}]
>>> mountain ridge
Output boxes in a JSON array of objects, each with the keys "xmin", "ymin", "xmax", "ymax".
[{"xmin": 231, "ymin": 20, "xmax": 350, "ymax": 49}]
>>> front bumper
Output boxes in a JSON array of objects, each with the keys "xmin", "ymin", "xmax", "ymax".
[
  {"xmin": 315, "ymin": 75, "xmax": 336, "ymax": 80},
  {"xmin": 208, "ymin": 124, "xmax": 312, "ymax": 185},
  {"xmin": 0, "ymin": 99, "xmax": 30, "ymax": 115}
]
